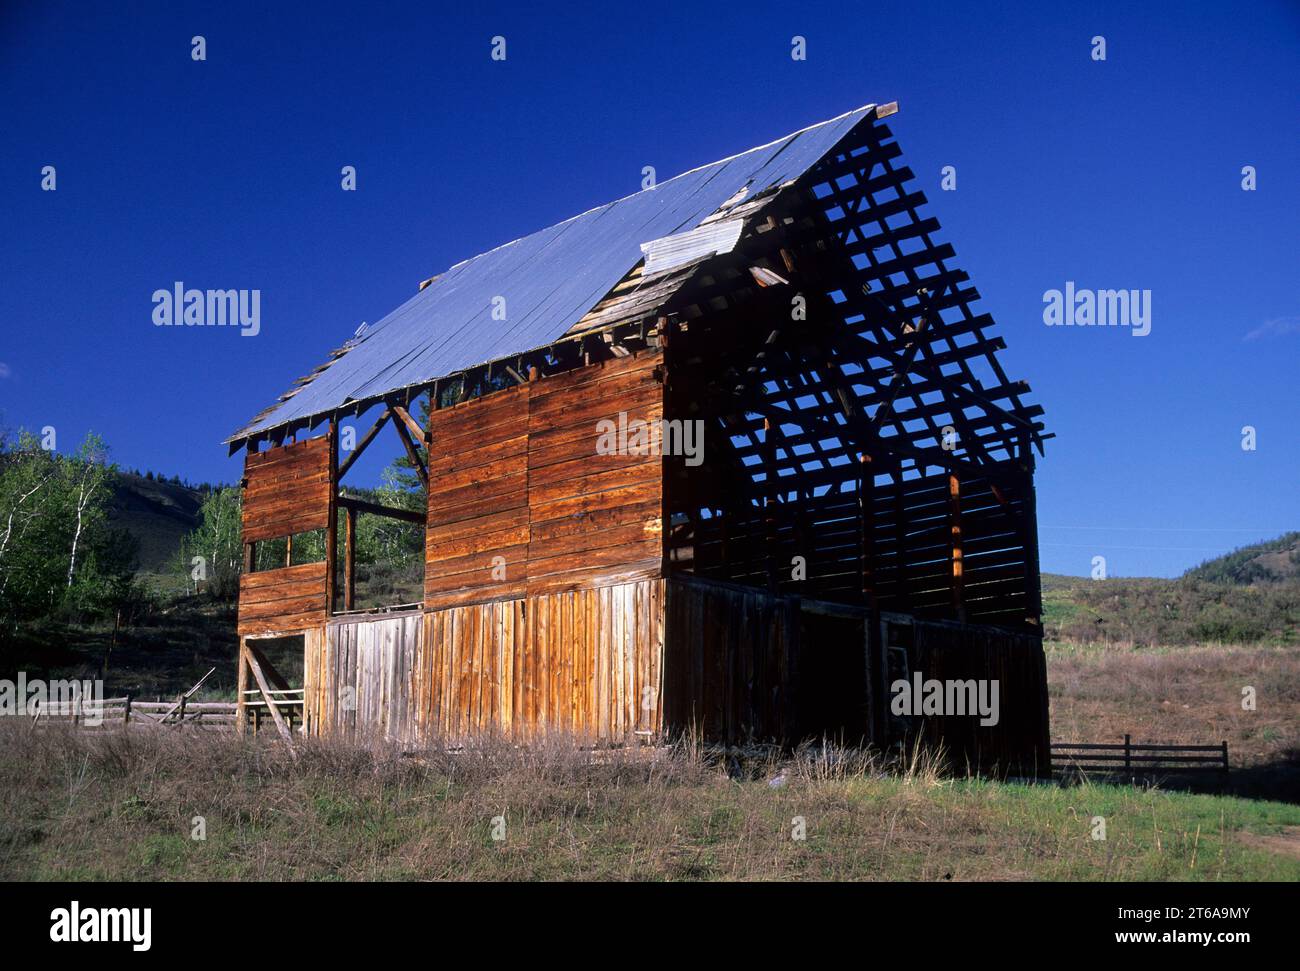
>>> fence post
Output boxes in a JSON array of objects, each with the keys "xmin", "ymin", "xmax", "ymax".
[
  {"xmin": 1221, "ymin": 740, "xmax": 1229, "ymax": 775},
  {"xmin": 124, "ymin": 695, "xmax": 132, "ymax": 726},
  {"xmin": 1124, "ymin": 734, "xmax": 1131, "ymax": 776}
]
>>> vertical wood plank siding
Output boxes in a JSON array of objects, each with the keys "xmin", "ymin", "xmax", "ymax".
[
  {"xmin": 908, "ymin": 617, "xmax": 1052, "ymax": 777},
  {"xmin": 300, "ymin": 575, "xmax": 1048, "ymax": 774},
  {"xmin": 305, "ymin": 579, "xmax": 665, "ymax": 744},
  {"xmin": 662, "ymin": 577, "xmax": 797, "ymax": 743},
  {"xmin": 424, "ymin": 351, "xmax": 664, "ymax": 610}
]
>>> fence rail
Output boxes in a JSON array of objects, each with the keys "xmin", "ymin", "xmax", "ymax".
[
  {"xmin": 26, "ymin": 696, "xmax": 239, "ymax": 730},
  {"xmin": 23, "ymin": 688, "xmax": 309, "ymax": 735},
  {"xmin": 240, "ymin": 688, "xmax": 305, "ymax": 735},
  {"xmin": 1052, "ymin": 735, "xmax": 1229, "ymax": 779}
]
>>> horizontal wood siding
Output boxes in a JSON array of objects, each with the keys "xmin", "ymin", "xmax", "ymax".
[
  {"xmin": 425, "ymin": 383, "xmax": 531, "ymax": 607},
  {"xmin": 308, "ymin": 579, "xmax": 664, "ymax": 744},
  {"xmin": 526, "ymin": 352, "xmax": 664, "ymax": 596},
  {"xmin": 237, "ymin": 561, "xmax": 328, "ymax": 636},
  {"xmin": 674, "ymin": 465, "xmax": 1038, "ymax": 631},
  {"xmin": 242, "ymin": 436, "xmax": 331, "ymax": 543},
  {"xmin": 424, "ymin": 351, "xmax": 665, "ymax": 610}
]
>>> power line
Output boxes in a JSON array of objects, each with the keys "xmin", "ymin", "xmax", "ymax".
[
  {"xmin": 1039, "ymin": 525, "xmax": 1283, "ymax": 533},
  {"xmin": 1040, "ymin": 542, "xmax": 1232, "ymax": 553}
]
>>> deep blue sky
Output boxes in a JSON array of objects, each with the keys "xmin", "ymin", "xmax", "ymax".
[{"xmin": 1, "ymin": 1, "xmax": 1296, "ymax": 578}]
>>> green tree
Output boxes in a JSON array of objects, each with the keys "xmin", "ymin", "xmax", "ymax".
[
  {"xmin": 0, "ymin": 430, "xmax": 136, "ymax": 629},
  {"xmin": 178, "ymin": 486, "xmax": 243, "ymax": 600}
]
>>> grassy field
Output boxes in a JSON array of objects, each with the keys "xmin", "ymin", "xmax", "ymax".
[
  {"xmin": 4, "ymin": 536, "xmax": 1296, "ymax": 881},
  {"xmin": 1, "ymin": 717, "xmax": 1297, "ymax": 882},
  {"xmin": 1048, "ymin": 642, "xmax": 1300, "ymax": 801},
  {"xmin": 5, "ymin": 623, "xmax": 1296, "ymax": 881}
]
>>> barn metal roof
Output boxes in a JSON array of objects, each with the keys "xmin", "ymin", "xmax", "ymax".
[{"xmin": 228, "ymin": 103, "xmax": 881, "ymax": 444}]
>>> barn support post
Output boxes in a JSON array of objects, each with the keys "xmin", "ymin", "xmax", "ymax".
[
  {"xmin": 861, "ymin": 608, "xmax": 876, "ymax": 747},
  {"xmin": 422, "ymin": 383, "xmax": 434, "ymax": 485},
  {"xmin": 658, "ymin": 317, "xmax": 673, "ymax": 580},
  {"xmin": 858, "ymin": 452, "xmax": 876, "ymax": 607},
  {"xmin": 948, "ymin": 472, "xmax": 965, "ymax": 621},
  {"xmin": 390, "ymin": 407, "xmax": 428, "ymax": 489},
  {"xmin": 892, "ymin": 471, "xmax": 909, "ymax": 613},
  {"xmin": 325, "ymin": 419, "xmax": 338, "ymax": 615},
  {"xmin": 1018, "ymin": 435, "xmax": 1043, "ymax": 629},
  {"xmin": 343, "ymin": 505, "xmax": 356, "ymax": 611},
  {"xmin": 866, "ymin": 605, "xmax": 885, "ymax": 744},
  {"xmin": 762, "ymin": 418, "xmax": 777, "ymax": 593},
  {"xmin": 235, "ymin": 637, "xmax": 249, "ymax": 734}
]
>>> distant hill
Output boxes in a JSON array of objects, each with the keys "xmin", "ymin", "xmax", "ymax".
[
  {"xmin": 1043, "ymin": 533, "xmax": 1300, "ymax": 647},
  {"xmin": 108, "ymin": 472, "xmax": 207, "ymax": 573},
  {"xmin": 1183, "ymin": 531, "xmax": 1300, "ymax": 585}
]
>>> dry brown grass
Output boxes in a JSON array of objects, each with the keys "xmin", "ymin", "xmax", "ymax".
[
  {"xmin": 1, "ymin": 720, "xmax": 1298, "ymax": 882},
  {"xmin": 1048, "ymin": 643, "xmax": 1300, "ymax": 800}
]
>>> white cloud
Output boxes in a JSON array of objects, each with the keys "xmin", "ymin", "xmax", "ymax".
[
  {"xmin": 0, "ymin": 362, "xmax": 10, "ymax": 379},
  {"xmin": 1244, "ymin": 316, "xmax": 1300, "ymax": 342}
]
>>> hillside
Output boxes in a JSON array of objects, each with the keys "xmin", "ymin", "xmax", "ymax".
[
  {"xmin": 1184, "ymin": 531, "xmax": 1300, "ymax": 585},
  {"xmin": 1044, "ymin": 533, "xmax": 1300, "ymax": 647},
  {"xmin": 108, "ymin": 471, "xmax": 207, "ymax": 573}
]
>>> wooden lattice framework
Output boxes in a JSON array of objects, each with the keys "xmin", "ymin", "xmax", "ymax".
[{"xmin": 655, "ymin": 113, "xmax": 1047, "ymax": 629}]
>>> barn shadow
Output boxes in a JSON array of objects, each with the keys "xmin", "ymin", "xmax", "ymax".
[{"xmin": 1058, "ymin": 748, "xmax": 1300, "ymax": 804}]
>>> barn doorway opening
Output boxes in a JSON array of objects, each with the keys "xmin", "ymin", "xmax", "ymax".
[
  {"xmin": 241, "ymin": 634, "xmax": 305, "ymax": 735},
  {"xmin": 797, "ymin": 608, "xmax": 869, "ymax": 744},
  {"xmin": 881, "ymin": 617, "xmax": 914, "ymax": 743}
]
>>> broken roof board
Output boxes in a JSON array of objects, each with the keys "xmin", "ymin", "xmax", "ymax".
[{"xmin": 230, "ymin": 103, "xmax": 878, "ymax": 442}]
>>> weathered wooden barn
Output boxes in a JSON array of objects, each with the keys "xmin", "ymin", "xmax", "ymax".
[{"xmin": 227, "ymin": 102, "xmax": 1052, "ymax": 774}]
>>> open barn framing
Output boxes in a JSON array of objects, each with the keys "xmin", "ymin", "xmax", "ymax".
[{"xmin": 227, "ymin": 102, "xmax": 1053, "ymax": 775}]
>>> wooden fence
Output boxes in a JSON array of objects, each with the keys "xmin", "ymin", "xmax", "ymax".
[
  {"xmin": 1052, "ymin": 735, "xmax": 1229, "ymax": 781},
  {"xmin": 241, "ymin": 688, "xmax": 304, "ymax": 735},
  {"xmin": 28, "ymin": 689, "xmax": 306, "ymax": 735},
  {"xmin": 28, "ymin": 696, "xmax": 238, "ymax": 730}
]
